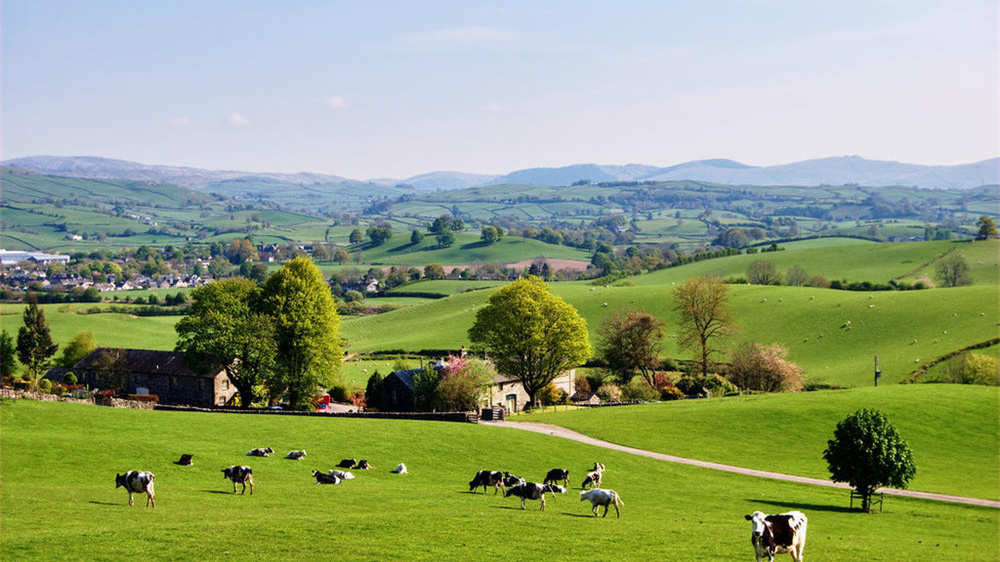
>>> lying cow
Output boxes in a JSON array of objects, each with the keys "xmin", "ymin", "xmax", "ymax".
[
  {"xmin": 580, "ymin": 488, "xmax": 623, "ymax": 518},
  {"xmin": 544, "ymin": 468, "xmax": 570, "ymax": 488},
  {"xmin": 391, "ymin": 463, "xmax": 407, "ymax": 474},
  {"xmin": 329, "ymin": 469, "xmax": 355, "ymax": 480},
  {"xmin": 503, "ymin": 472, "xmax": 525, "ymax": 488},
  {"xmin": 337, "ymin": 458, "xmax": 357, "ymax": 469},
  {"xmin": 222, "ymin": 465, "xmax": 254, "ymax": 495},
  {"xmin": 581, "ymin": 470, "xmax": 603, "ymax": 489},
  {"xmin": 541, "ymin": 483, "xmax": 567, "ymax": 501},
  {"xmin": 744, "ymin": 511, "xmax": 808, "ymax": 562},
  {"xmin": 357, "ymin": 459, "xmax": 373, "ymax": 470},
  {"xmin": 312, "ymin": 470, "xmax": 341, "ymax": 485},
  {"xmin": 115, "ymin": 471, "xmax": 155, "ymax": 508},
  {"xmin": 285, "ymin": 450, "xmax": 307, "ymax": 460},
  {"xmin": 505, "ymin": 482, "xmax": 547, "ymax": 511},
  {"xmin": 174, "ymin": 454, "xmax": 193, "ymax": 466},
  {"xmin": 247, "ymin": 447, "xmax": 274, "ymax": 457},
  {"xmin": 469, "ymin": 470, "xmax": 505, "ymax": 494}
]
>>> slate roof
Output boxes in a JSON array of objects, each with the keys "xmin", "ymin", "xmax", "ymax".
[{"xmin": 74, "ymin": 348, "xmax": 220, "ymax": 378}]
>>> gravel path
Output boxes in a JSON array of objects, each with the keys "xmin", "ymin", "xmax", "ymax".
[{"xmin": 482, "ymin": 421, "xmax": 1000, "ymax": 509}]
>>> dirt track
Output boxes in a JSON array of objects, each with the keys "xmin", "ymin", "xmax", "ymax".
[{"xmin": 482, "ymin": 421, "xmax": 1000, "ymax": 509}]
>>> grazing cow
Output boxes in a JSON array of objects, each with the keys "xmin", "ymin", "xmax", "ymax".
[
  {"xmin": 503, "ymin": 472, "xmax": 525, "ymax": 488},
  {"xmin": 247, "ymin": 447, "xmax": 274, "ymax": 457},
  {"xmin": 329, "ymin": 470, "xmax": 355, "ymax": 480},
  {"xmin": 580, "ymin": 488, "xmax": 623, "ymax": 518},
  {"xmin": 504, "ymin": 482, "xmax": 547, "ymax": 511},
  {"xmin": 337, "ymin": 458, "xmax": 357, "ymax": 469},
  {"xmin": 115, "ymin": 471, "xmax": 155, "ymax": 508},
  {"xmin": 222, "ymin": 465, "xmax": 254, "ymax": 495},
  {"xmin": 285, "ymin": 450, "xmax": 307, "ymax": 460},
  {"xmin": 544, "ymin": 468, "xmax": 570, "ymax": 488},
  {"xmin": 391, "ymin": 463, "xmax": 407, "ymax": 474},
  {"xmin": 174, "ymin": 454, "xmax": 193, "ymax": 466},
  {"xmin": 541, "ymin": 483, "xmax": 567, "ymax": 501},
  {"xmin": 581, "ymin": 470, "xmax": 603, "ymax": 489},
  {"xmin": 312, "ymin": 470, "xmax": 341, "ymax": 485},
  {"xmin": 744, "ymin": 511, "xmax": 808, "ymax": 562},
  {"xmin": 591, "ymin": 462, "xmax": 606, "ymax": 473},
  {"xmin": 357, "ymin": 459, "xmax": 373, "ymax": 470},
  {"xmin": 469, "ymin": 470, "xmax": 505, "ymax": 494}
]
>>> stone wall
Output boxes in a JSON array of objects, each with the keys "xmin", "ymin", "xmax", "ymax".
[{"xmin": 0, "ymin": 388, "xmax": 94, "ymax": 405}]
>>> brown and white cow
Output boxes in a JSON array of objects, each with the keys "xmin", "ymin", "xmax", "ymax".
[
  {"xmin": 115, "ymin": 471, "xmax": 155, "ymax": 507},
  {"xmin": 744, "ymin": 511, "xmax": 807, "ymax": 562}
]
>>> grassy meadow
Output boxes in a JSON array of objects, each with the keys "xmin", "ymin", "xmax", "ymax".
[
  {"xmin": 520, "ymin": 385, "xmax": 1000, "ymax": 500},
  {"xmin": 1, "ymin": 399, "xmax": 997, "ymax": 561}
]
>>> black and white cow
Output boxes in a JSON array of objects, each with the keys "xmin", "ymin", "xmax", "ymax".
[
  {"xmin": 543, "ymin": 468, "xmax": 570, "ymax": 488},
  {"xmin": 591, "ymin": 462, "xmax": 606, "ymax": 473},
  {"xmin": 174, "ymin": 454, "xmax": 193, "ymax": 466},
  {"xmin": 744, "ymin": 511, "xmax": 808, "ymax": 562},
  {"xmin": 581, "ymin": 470, "xmax": 603, "ymax": 489},
  {"xmin": 312, "ymin": 470, "xmax": 341, "ymax": 485},
  {"xmin": 115, "ymin": 471, "xmax": 155, "ymax": 508},
  {"xmin": 337, "ymin": 458, "xmax": 357, "ymax": 469},
  {"xmin": 580, "ymin": 488, "xmax": 623, "ymax": 518},
  {"xmin": 329, "ymin": 469, "xmax": 355, "ymax": 480},
  {"xmin": 541, "ymin": 483, "xmax": 567, "ymax": 501},
  {"xmin": 504, "ymin": 482, "xmax": 548, "ymax": 511},
  {"xmin": 469, "ymin": 470, "xmax": 505, "ymax": 494},
  {"xmin": 247, "ymin": 447, "xmax": 274, "ymax": 457},
  {"xmin": 222, "ymin": 465, "xmax": 255, "ymax": 495},
  {"xmin": 503, "ymin": 471, "xmax": 525, "ymax": 488},
  {"xmin": 285, "ymin": 450, "xmax": 307, "ymax": 460},
  {"xmin": 357, "ymin": 459, "xmax": 373, "ymax": 470}
]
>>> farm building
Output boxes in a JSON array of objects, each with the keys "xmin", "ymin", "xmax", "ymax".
[{"xmin": 67, "ymin": 348, "xmax": 236, "ymax": 407}]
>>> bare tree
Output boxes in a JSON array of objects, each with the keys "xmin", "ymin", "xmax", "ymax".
[
  {"xmin": 746, "ymin": 260, "xmax": 781, "ymax": 285},
  {"xmin": 673, "ymin": 276, "xmax": 737, "ymax": 377}
]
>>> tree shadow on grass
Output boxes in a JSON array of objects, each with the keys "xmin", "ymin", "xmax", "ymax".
[
  {"xmin": 460, "ymin": 241, "xmax": 489, "ymax": 250},
  {"xmin": 747, "ymin": 498, "xmax": 854, "ymax": 514}
]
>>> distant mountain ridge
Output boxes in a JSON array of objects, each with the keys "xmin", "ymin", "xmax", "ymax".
[{"xmin": 3, "ymin": 154, "xmax": 997, "ymax": 191}]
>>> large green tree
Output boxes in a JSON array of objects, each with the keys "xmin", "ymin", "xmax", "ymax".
[
  {"xmin": 175, "ymin": 278, "xmax": 276, "ymax": 408},
  {"xmin": 55, "ymin": 331, "xmax": 97, "ymax": 368},
  {"xmin": 469, "ymin": 276, "xmax": 590, "ymax": 406},
  {"xmin": 823, "ymin": 409, "xmax": 916, "ymax": 513},
  {"xmin": 976, "ymin": 216, "xmax": 998, "ymax": 240},
  {"xmin": 597, "ymin": 308, "xmax": 666, "ymax": 386},
  {"xmin": 0, "ymin": 329, "xmax": 18, "ymax": 379},
  {"xmin": 935, "ymin": 252, "xmax": 972, "ymax": 287},
  {"xmin": 673, "ymin": 276, "xmax": 737, "ymax": 377},
  {"xmin": 16, "ymin": 296, "xmax": 59, "ymax": 383},
  {"xmin": 262, "ymin": 257, "xmax": 343, "ymax": 409}
]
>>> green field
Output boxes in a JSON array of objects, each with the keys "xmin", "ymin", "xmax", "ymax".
[
  {"xmin": 520, "ymin": 385, "xmax": 1000, "ymax": 500},
  {"xmin": 1, "ymin": 399, "xmax": 996, "ymax": 561}
]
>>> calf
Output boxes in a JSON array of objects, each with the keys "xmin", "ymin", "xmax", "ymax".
[
  {"xmin": 503, "ymin": 472, "xmax": 525, "ymax": 488},
  {"xmin": 174, "ymin": 454, "xmax": 193, "ymax": 466},
  {"xmin": 581, "ymin": 470, "xmax": 603, "ymax": 489},
  {"xmin": 115, "ymin": 471, "xmax": 155, "ymax": 508},
  {"xmin": 247, "ymin": 447, "xmax": 274, "ymax": 457},
  {"xmin": 285, "ymin": 450, "xmax": 307, "ymax": 460},
  {"xmin": 580, "ymin": 488, "xmax": 623, "ymax": 518},
  {"xmin": 504, "ymin": 482, "xmax": 547, "ymax": 511},
  {"xmin": 312, "ymin": 470, "xmax": 341, "ymax": 485},
  {"xmin": 544, "ymin": 468, "xmax": 570, "ymax": 488},
  {"xmin": 469, "ymin": 470, "xmax": 505, "ymax": 494},
  {"xmin": 222, "ymin": 465, "xmax": 254, "ymax": 495},
  {"xmin": 744, "ymin": 511, "xmax": 808, "ymax": 562},
  {"xmin": 591, "ymin": 462, "xmax": 606, "ymax": 473},
  {"xmin": 357, "ymin": 459, "xmax": 373, "ymax": 470},
  {"xmin": 337, "ymin": 458, "xmax": 357, "ymax": 469}
]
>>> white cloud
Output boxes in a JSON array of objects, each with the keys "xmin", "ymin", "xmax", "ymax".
[
  {"xmin": 325, "ymin": 96, "xmax": 347, "ymax": 109},
  {"xmin": 226, "ymin": 112, "xmax": 250, "ymax": 126},
  {"xmin": 168, "ymin": 116, "xmax": 190, "ymax": 127},
  {"xmin": 402, "ymin": 26, "xmax": 531, "ymax": 47}
]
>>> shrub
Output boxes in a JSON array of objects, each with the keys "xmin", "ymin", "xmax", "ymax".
[
  {"xmin": 660, "ymin": 386, "xmax": 685, "ymax": 401},
  {"xmin": 911, "ymin": 276, "xmax": 935, "ymax": 289},
  {"xmin": 574, "ymin": 374, "xmax": 591, "ymax": 395},
  {"xmin": 12, "ymin": 379, "xmax": 31, "ymax": 391},
  {"xmin": 621, "ymin": 377, "xmax": 659, "ymax": 402},
  {"xmin": 537, "ymin": 383, "xmax": 569, "ymax": 406},
  {"xmin": 595, "ymin": 383, "xmax": 622, "ymax": 403},
  {"xmin": 63, "ymin": 372, "xmax": 78, "ymax": 385},
  {"xmin": 585, "ymin": 373, "xmax": 605, "ymax": 394},
  {"xmin": 38, "ymin": 378, "xmax": 53, "ymax": 393},
  {"xmin": 942, "ymin": 352, "xmax": 1000, "ymax": 386},
  {"xmin": 328, "ymin": 384, "xmax": 351, "ymax": 403},
  {"xmin": 437, "ymin": 357, "xmax": 495, "ymax": 411},
  {"xmin": 676, "ymin": 374, "xmax": 737, "ymax": 397},
  {"xmin": 728, "ymin": 342, "xmax": 804, "ymax": 392}
]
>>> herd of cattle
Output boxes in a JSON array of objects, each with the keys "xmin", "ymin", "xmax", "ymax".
[{"xmin": 116, "ymin": 454, "xmax": 808, "ymax": 561}]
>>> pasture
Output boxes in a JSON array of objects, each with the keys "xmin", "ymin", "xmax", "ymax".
[{"xmin": 1, "ymin": 399, "xmax": 997, "ymax": 561}]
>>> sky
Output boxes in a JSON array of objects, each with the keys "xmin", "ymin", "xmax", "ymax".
[{"xmin": 3, "ymin": 0, "xmax": 998, "ymax": 179}]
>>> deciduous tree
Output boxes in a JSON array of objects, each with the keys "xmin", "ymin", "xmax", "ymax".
[
  {"xmin": 437, "ymin": 356, "xmax": 496, "ymax": 411},
  {"xmin": 597, "ymin": 308, "xmax": 666, "ymax": 386},
  {"xmin": 746, "ymin": 260, "xmax": 781, "ymax": 285},
  {"xmin": 673, "ymin": 276, "xmax": 737, "ymax": 377},
  {"xmin": 0, "ymin": 329, "xmax": 18, "ymax": 379},
  {"xmin": 823, "ymin": 409, "xmax": 916, "ymax": 512},
  {"xmin": 16, "ymin": 296, "xmax": 58, "ymax": 383},
  {"xmin": 469, "ymin": 276, "xmax": 590, "ymax": 407},
  {"xmin": 976, "ymin": 216, "xmax": 998, "ymax": 240},
  {"xmin": 55, "ymin": 331, "xmax": 97, "ymax": 369},
  {"xmin": 935, "ymin": 252, "xmax": 972, "ymax": 287},
  {"xmin": 727, "ymin": 342, "xmax": 803, "ymax": 392}
]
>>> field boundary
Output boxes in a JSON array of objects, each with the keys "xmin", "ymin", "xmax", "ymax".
[{"xmin": 486, "ymin": 421, "xmax": 1000, "ymax": 509}]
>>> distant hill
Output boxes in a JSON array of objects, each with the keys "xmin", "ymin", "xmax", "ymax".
[{"xmin": 4, "ymin": 154, "xmax": 997, "ymax": 192}]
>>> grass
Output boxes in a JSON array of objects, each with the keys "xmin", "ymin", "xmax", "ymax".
[
  {"xmin": 1, "ymin": 399, "xmax": 996, "ymax": 561},
  {"xmin": 520, "ymin": 385, "xmax": 1000, "ymax": 500}
]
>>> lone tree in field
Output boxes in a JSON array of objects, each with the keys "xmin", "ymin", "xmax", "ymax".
[
  {"xmin": 597, "ymin": 308, "xmax": 666, "ymax": 386},
  {"xmin": 746, "ymin": 260, "xmax": 781, "ymax": 285},
  {"xmin": 977, "ymin": 216, "xmax": 998, "ymax": 240},
  {"xmin": 175, "ymin": 277, "xmax": 276, "ymax": 408},
  {"xmin": 823, "ymin": 409, "xmax": 916, "ymax": 513},
  {"xmin": 469, "ymin": 276, "xmax": 590, "ymax": 407},
  {"xmin": 0, "ymin": 329, "xmax": 18, "ymax": 379},
  {"xmin": 16, "ymin": 296, "xmax": 59, "ymax": 384},
  {"xmin": 673, "ymin": 276, "xmax": 737, "ymax": 377},
  {"xmin": 262, "ymin": 257, "xmax": 344, "ymax": 409},
  {"xmin": 935, "ymin": 252, "xmax": 972, "ymax": 287}
]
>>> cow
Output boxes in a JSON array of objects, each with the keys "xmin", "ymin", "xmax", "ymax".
[
  {"xmin": 115, "ymin": 471, "xmax": 155, "ymax": 508},
  {"xmin": 337, "ymin": 458, "xmax": 357, "ymax": 469},
  {"xmin": 312, "ymin": 470, "xmax": 341, "ymax": 485},
  {"xmin": 544, "ymin": 468, "xmax": 570, "ymax": 488},
  {"xmin": 504, "ymin": 482, "xmax": 547, "ymax": 511},
  {"xmin": 285, "ymin": 450, "xmax": 307, "ymax": 460},
  {"xmin": 541, "ymin": 483, "xmax": 567, "ymax": 501},
  {"xmin": 580, "ymin": 488, "xmax": 623, "ymax": 518},
  {"xmin": 503, "ymin": 472, "xmax": 525, "ymax": 488},
  {"xmin": 357, "ymin": 459, "xmax": 373, "ymax": 470},
  {"xmin": 581, "ymin": 470, "xmax": 602, "ymax": 489},
  {"xmin": 469, "ymin": 470, "xmax": 505, "ymax": 494},
  {"xmin": 247, "ymin": 447, "xmax": 274, "ymax": 457},
  {"xmin": 222, "ymin": 465, "xmax": 254, "ymax": 495},
  {"xmin": 744, "ymin": 511, "xmax": 808, "ymax": 562},
  {"xmin": 329, "ymin": 470, "xmax": 355, "ymax": 480},
  {"xmin": 174, "ymin": 454, "xmax": 193, "ymax": 466},
  {"xmin": 391, "ymin": 463, "xmax": 407, "ymax": 474},
  {"xmin": 591, "ymin": 462, "xmax": 606, "ymax": 473}
]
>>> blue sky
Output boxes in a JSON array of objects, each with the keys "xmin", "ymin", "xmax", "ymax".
[{"xmin": 3, "ymin": 1, "xmax": 997, "ymax": 178}]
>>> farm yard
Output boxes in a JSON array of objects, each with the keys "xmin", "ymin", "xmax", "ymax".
[{"xmin": 1, "ymin": 399, "xmax": 997, "ymax": 561}]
